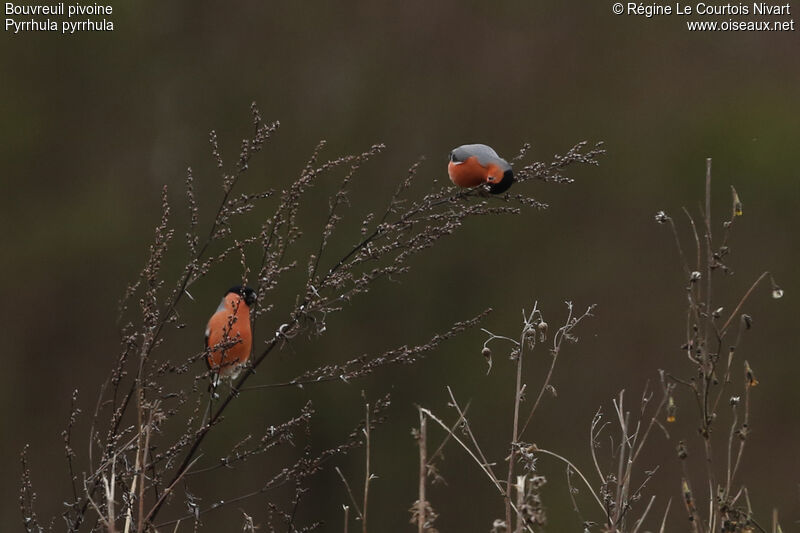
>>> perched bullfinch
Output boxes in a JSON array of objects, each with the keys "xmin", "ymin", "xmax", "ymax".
[
  {"xmin": 205, "ymin": 286, "xmax": 257, "ymax": 387},
  {"xmin": 448, "ymin": 144, "xmax": 514, "ymax": 194}
]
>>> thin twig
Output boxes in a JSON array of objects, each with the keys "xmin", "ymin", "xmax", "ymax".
[
  {"xmin": 533, "ymin": 447, "xmax": 605, "ymax": 513},
  {"xmin": 335, "ymin": 469, "xmax": 363, "ymax": 520},
  {"xmin": 362, "ymin": 402, "xmax": 371, "ymax": 533},
  {"xmin": 417, "ymin": 410, "xmax": 426, "ymax": 533}
]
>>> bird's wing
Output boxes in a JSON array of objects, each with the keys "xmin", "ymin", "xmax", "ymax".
[{"xmin": 455, "ymin": 144, "xmax": 511, "ymax": 170}]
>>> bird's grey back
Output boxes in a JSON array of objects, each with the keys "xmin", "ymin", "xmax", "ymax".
[{"xmin": 452, "ymin": 144, "xmax": 511, "ymax": 171}]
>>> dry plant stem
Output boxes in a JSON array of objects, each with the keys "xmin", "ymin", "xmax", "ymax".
[
  {"xmin": 505, "ymin": 318, "xmax": 530, "ymax": 530},
  {"xmin": 155, "ymin": 425, "xmax": 366, "ymax": 530},
  {"xmin": 711, "ymin": 325, "xmax": 743, "ymax": 416},
  {"xmin": 419, "ymin": 408, "xmax": 532, "ymax": 532},
  {"xmin": 631, "ymin": 378, "xmax": 671, "ymax": 465},
  {"xmin": 589, "ymin": 410, "xmax": 609, "ymax": 482},
  {"xmin": 144, "ymin": 336, "xmax": 281, "ymax": 523},
  {"xmin": 700, "ymin": 161, "xmax": 718, "ymax": 515},
  {"xmin": 658, "ymin": 499, "xmax": 672, "ymax": 533},
  {"xmin": 445, "ymin": 388, "xmax": 497, "ymax": 480},
  {"xmin": 533, "ymin": 448, "xmax": 604, "ymax": 512},
  {"xmin": 417, "ymin": 410, "xmax": 427, "ymax": 533},
  {"xmin": 135, "ymin": 404, "xmax": 152, "ymax": 533},
  {"xmin": 518, "ymin": 353, "xmax": 555, "ymax": 437},
  {"xmin": 428, "ymin": 400, "xmax": 470, "ymax": 464},
  {"xmin": 335, "ymin": 468, "xmax": 363, "ymax": 521},
  {"xmin": 666, "ymin": 217, "xmax": 691, "ymax": 279},
  {"xmin": 362, "ymin": 402, "xmax": 371, "ymax": 533},
  {"xmin": 771, "ymin": 509, "xmax": 779, "ymax": 533},
  {"xmin": 514, "ymin": 476, "xmax": 525, "ymax": 533},
  {"xmin": 703, "ymin": 158, "xmax": 713, "ymax": 350},
  {"xmin": 583, "ymin": 380, "xmax": 671, "ymax": 531},
  {"xmin": 145, "ymin": 454, "xmax": 203, "ymax": 526},
  {"xmin": 682, "ymin": 206, "xmax": 702, "ymax": 274},
  {"xmin": 630, "ymin": 495, "xmax": 656, "ymax": 533},
  {"xmin": 245, "ymin": 313, "xmax": 489, "ymax": 391},
  {"xmin": 565, "ymin": 467, "xmax": 585, "ymax": 527},
  {"xmin": 84, "ymin": 474, "xmax": 111, "ymax": 531},
  {"xmin": 613, "ymin": 395, "xmax": 631, "ymax": 526},
  {"xmin": 418, "ymin": 409, "xmax": 505, "ymax": 496},
  {"xmin": 708, "ymin": 270, "xmax": 769, "ymax": 418},
  {"xmin": 105, "ymin": 456, "xmax": 117, "ymax": 532},
  {"xmin": 478, "ymin": 302, "xmax": 594, "ymax": 530},
  {"xmin": 612, "ymin": 392, "xmax": 660, "ymax": 529},
  {"xmin": 63, "ymin": 390, "xmax": 80, "ymax": 505},
  {"xmin": 519, "ymin": 303, "xmax": 594, "ymax": 437},
  {"xmin": 730, "ymin": 369, "xmax": 752, "ymax": 485},
  {"xmin": 719, "ymin": 271, "xmax": 770, "ymax": 335},
  {"xmin": 124, "ymin": 403, "xmax": 154, "ymax": 533},
  {"xmin": 725, "ymin": 400, "xmax": 739, "ymax": 497},
  {"xmin": 663, "ymin": 158, "xmax": 778, "ymax": 531},
  {"xmin": 681, "ymin": 467, "xmax": 703, "ymax": 533}
]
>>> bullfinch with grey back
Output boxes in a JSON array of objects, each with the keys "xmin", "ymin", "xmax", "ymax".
[{"xmin": 448, "ymin": 144, "xmax": 514, "ymax": 194}]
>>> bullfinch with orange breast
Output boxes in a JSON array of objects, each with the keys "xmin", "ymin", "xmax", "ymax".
[
  {"xmin": 448, "ymin": 144, "xmax": 514, "ymax": 194},
  {"xmin": 205, "ymin": 286, "xmax": 256, "ymax": 388}
]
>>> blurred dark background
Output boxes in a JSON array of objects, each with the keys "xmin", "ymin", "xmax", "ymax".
[{"xmin": 2, "ymin": 1, "xmax": 798, "ymax": 530}]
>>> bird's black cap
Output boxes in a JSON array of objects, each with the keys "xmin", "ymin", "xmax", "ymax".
[{"xmin": 227, "ymin": 285, "xmax": 257, "ymax": 307}]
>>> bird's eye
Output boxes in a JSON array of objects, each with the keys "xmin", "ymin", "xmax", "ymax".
[{"xmin": 449, "ymin": 152, "xmax": 455, "ymax": 162}]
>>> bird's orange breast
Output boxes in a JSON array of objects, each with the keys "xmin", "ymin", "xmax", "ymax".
[
  {"xmin": 448, "ymin": 157, "xmax": 505, "ymax": 189},
  {"xmin": 448, "ymin": 156, "xmax": 488, "ymax": 188},
  {"xmin": 206, "ymin": 294, "xmax": 252, "ymax": 375}
]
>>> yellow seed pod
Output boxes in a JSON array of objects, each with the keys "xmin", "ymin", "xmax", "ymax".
[
  {"xmin": 731, "ymin": 186, "xmax": 743, "ymax": 217},
  {"xmin": 666, "ymin": 396, "xmax": 676, "ymax": 423}
]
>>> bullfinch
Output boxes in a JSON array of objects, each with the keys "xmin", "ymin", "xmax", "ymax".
[
  {"xmin": 448, "ymin": 144, "xmax": 514, "ymax": 194},
  {"xmin": 205, "ymin": 285, "xmax": 256, "ymax": 387}
]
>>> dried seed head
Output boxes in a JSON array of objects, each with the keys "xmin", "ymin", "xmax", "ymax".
[
  {"xmin": 529, "ymin": 475, "xmax": 547, "ymax": 489},
  {"xmin": 677, "ymin": 441, "xmax": 688, "ymax": 459},
  {"xmin": 690, "ymin": 271, "xmax": 702, "ymax": 282},
  {"xmin": 666, "ymin": 395, "xmax": 676, "ymax": 423},
  {"xmin": 491, "ymin": 519, "xmax": 507, "ymax": 533},
  {"xmin": 731, "ymin": 186, "xmax": 743, "ymax": 217},
  {"xmin": 482, "ymin": 346, "xmax": 493, "ymax": 375},
  {"xmin": 772, "ymin": 287, "xmax": 784, "ymax": 299},
  {"xmin": 729, "ymin": 396, "xmax": 740, "ymax": 406},
  {"xmin": 744, "ymin": 361, "xmax": 758, "ymax": 387},
  {"xmin": 537, "ymin": 321, "xmax": 548, "ymax": 341},
  {"xmin": 654, "ymin": 210, "xmax": 669, "ymax": 224},
  {"xmin": 737, "ymin": 424, "xmax": 750, "ymax": 441}
]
